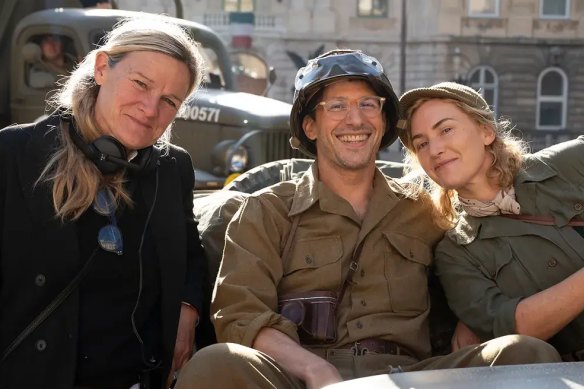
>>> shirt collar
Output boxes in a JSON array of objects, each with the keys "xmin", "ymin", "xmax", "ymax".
[
  {"xmin": 515, "ymin": 154, "xmax": 557, "ymax": 184},
  {"xmin": 288, "ymin": 162, "xmax": 408, "ymax": 219},
  {"xmin": 448, "ymin": 155, "xmax": 559, "ymax": 245},
  {"xmin": 289, "ymin": 163, "xmax": 320, "ymax": 216}
]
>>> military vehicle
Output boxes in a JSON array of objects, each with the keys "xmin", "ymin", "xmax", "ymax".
[{"xmin": 2, "ymin": 6, "xmax": 300, "ymax": 189}]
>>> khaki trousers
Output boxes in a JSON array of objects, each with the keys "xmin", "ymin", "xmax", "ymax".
[{"xmin": 175, "ymin": 335, "xmax": 561, "ymax": 389}]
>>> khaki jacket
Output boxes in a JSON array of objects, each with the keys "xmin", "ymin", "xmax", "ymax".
[
  {"xmin": 212, "ymin": 163, "xmax": 443, "ymax": 359},
  {"xmin": 435, "ymin": 136, "xmax": 584, "ymax": 354}
]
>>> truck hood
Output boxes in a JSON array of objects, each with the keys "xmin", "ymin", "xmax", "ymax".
[{"xmin": 178, "ymin": 89, "xmax": 292, "ymax": 130}]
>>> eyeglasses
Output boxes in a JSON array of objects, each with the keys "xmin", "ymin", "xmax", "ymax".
[
  {"xmin": 93, "ymin": 187, "xmax": 123, "ymax": 255},
  {"xmin": 314, "ymin": 96, "xmax": 386, "ymax": 120}
]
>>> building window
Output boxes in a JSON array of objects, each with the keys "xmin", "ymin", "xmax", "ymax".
[
  {"xmin": 537, "ymin": 67, "xmax": 567, "ymax": 129},
  {"xmin": 468, "ymin": 66, "xmax": 498, "ymax": 115},
  {"xmin": 223, "ymin": 0, "xmax": 254, "ymax": 12},
  {"xmin": 358, "ymin": 0, "xmax": 388, "ymax": 17},
  {"xmin": 540, "ymin": 0, "xmax": 570, "ymax": 19},
  {"xmin": 468, "ymin": 0, "xmax": 500, "ymax": 17}
]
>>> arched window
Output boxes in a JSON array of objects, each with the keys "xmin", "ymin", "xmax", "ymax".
[
  {"xmin": 537, "ymin": 67, "xmax": 568, "ymax": 129},
  {"xmin": 468, "ymin": 66, "xmax": 498, "ymax": 115}
]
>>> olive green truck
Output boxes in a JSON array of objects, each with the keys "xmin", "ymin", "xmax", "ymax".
[{"xmin": 0, "ymin": 5, "xmax": 300, "ymax": 189}]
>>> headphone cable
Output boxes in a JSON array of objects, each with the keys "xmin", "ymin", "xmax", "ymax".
[{"xmin": 130, "ymin": 165, "xmax": 161, "ymax": 370}]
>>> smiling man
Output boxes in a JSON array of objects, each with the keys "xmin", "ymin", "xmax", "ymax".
[{"xmin": 176, "ymin": 50, "xmax": 561, "ymax": 389}]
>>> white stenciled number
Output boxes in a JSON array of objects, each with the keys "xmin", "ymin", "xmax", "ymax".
[
  {"xmin": 181, "ymin": 106, "xmax": 220, "ymax": 123},
  {"xmin": 192, "ymin": 107, "xmax": 199, "ymax": 120},
  {"xmin": 208, "ymin": 108, "xmax": 220, "ymax": 122},
  {"xmin": 198, "ymin": 107, "xmax": 208, "ymax": 121}
]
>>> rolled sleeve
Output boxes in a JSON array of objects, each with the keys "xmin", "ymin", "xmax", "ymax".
[
  {"xmin": 234, "ymin": 311, "xmax": 300, "ymax": 347},
  {"xmin": 212, "ymin": 196, "xmax": 299, "ymax": 346},
  {"xmin": 492, "ymin": 296, "xmax": 522, "ymax": 337},
  {"xmin": 434, "ymin": 239, "xmax": 520, "ymax": 341}
]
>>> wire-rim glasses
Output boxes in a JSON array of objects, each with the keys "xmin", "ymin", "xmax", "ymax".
[
  {"xmin": 93, "ymin": 187, "xmax": 123, "ymax": 255},
  {"xmin": 314, "ymin": 96, "xmax": 386, "ymax": 120}
]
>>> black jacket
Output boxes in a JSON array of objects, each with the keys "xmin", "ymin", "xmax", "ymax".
[{"xmin": 0, "ymin": 114, "xmax": 205, "ymax": 388}]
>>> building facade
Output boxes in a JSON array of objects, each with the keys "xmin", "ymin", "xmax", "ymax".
[{"xmin": 117, "ymin": 0, "xmax": 584, "ymax": 155}]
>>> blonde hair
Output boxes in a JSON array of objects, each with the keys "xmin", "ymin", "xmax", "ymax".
[
  {"xmin": 401, "ymin": 98, "xmax": 527, "ymax": 230},
  {"xmin": 40, "ymin": 16, "xmax": 205, "ymax": 221}
]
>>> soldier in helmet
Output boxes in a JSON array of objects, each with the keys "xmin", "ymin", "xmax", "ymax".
[{"xmin": 175, "ymin": 50, "xmax": 560, "ymax": 388}]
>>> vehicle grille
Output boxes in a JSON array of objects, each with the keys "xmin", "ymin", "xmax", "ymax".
[{"xmin": 240, "ymin": 130, "xmax": 306, "ymax": 167}]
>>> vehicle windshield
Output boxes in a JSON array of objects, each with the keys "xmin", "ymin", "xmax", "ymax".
[{"xmin": 200, "ymin": 47, "xmax": 224, "ymax": 90}]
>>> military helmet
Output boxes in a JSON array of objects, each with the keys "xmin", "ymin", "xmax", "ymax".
[{"xmin": 289, "ymin": 49, "xmax": 399, "ymax": 157}]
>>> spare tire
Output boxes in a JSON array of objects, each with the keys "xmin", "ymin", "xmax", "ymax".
[
  {"xmin": 223, "ymin": 158, "xmax": 313, "ymax": 193},
  {"xmin": 224, "ymin": 158, "xmax": 405, "ymax": 194}
]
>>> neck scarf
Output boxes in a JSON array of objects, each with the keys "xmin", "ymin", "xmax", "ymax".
[{"xmin": 458, "ymin": 187, "xmax": 521, "ymax": 217}]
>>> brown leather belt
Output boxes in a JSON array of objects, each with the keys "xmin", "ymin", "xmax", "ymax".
[
  {"xmin": 340, "ymin": 338, "xmax": 415, "ymax": 357},
  {"xmin": 73, "ymin": 382, "xmax": 136, "ymax": 389}
]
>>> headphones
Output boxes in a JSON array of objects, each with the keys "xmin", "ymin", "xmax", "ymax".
[{"xmin": 61, "ymin": 114, "xmax": 161, "ymax": 175}]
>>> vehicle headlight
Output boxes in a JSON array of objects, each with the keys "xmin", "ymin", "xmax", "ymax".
[
  {"xmin": 227, "ymin": 145, "xmax": 248, "ymax": 172},
  {"xmin": 211, "ymin": 140, "xmax": 249, "ymax": 176}
]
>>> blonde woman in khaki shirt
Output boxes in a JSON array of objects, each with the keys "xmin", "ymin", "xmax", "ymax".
[{"xmin": 400, "ymin": 81, "xmax": 584, "ymax": 361}]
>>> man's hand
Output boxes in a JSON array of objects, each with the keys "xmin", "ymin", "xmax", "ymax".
[
  {"xmin": 167, "ymin": 303, "xmax": 199, "ymax": 387},
  {"xmin": 253, "ymin": 327, "xmax": 342, "ymax": 388},
  {"xmin": 451, "ymin": 320, "xmax": 480, "ymax": 351}
]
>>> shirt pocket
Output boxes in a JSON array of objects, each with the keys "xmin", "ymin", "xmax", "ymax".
[
  {"xmin": 383, "ymin": 232, "xmax": 432, "ymax": 313},
  {"xmin": 470, "ymin": 242, "xmax": 513, "ymax": 281},
  {"xmin": 283, "ymin": 236, "xmax": 344, "ymax": 289},
  {"xmin": 470, "ymin": 239, "xmax": 564, "ymax": 296}
]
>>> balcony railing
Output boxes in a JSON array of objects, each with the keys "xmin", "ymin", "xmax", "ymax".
[
  {"xmin": 202, "ymin": 12, "xmax": 284, "ymax": 33},
  {"xmin": 203, "ymin": 12, "xmax": 230, "ymax": 28}
]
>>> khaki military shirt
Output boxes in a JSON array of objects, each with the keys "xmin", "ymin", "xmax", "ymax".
[
  {"xmin": 212, "ymin": 163, "xmax": 444, "ymax": 359},
  {"xmin": 435, "ymin": 136, "xmax": 584, "ymax": 354}
]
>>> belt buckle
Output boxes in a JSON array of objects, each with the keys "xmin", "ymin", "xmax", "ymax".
[
  {"xmin": 350, "ymin": 341, "xmax": 369, "ymax": 356},
  {"xmin": 392, "ymin": 343, "xmax": 400, "ymax": 355}
]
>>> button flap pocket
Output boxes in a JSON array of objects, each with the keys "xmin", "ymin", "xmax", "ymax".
[
  {"xmin": 286, "ymin": 236, "xmax": 343, "ymax": 274},
  {"xmin": 467, "ymin": 241, "xmax": 513, "ymax": 279},
  {"xmin": 383, "ymin": 231, "xmax": 432, "ymax": 266}
]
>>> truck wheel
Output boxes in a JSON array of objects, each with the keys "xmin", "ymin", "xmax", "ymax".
[{"xmin": 223, "ymin": 158, "xmax": 313, "ymax": 193}]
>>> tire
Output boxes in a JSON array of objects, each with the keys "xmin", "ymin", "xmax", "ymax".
[
  {"xmin": 224, "ymin": 158, "xmax": 405, "ymax": 194},
  {"xmin": 223, "ymin": 158, "xmax": 313, "ymax": 193}
]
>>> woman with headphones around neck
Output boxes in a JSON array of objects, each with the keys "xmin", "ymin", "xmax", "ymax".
[{"xmin": 0, "ymin": 16, "xmax": 207, "ymax": 389}]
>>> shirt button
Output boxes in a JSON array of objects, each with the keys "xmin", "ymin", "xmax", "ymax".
[
  {"xmin": 305, "ymin": 255, "xmax": 313, "ymax": 265},
  {"xmin": 360, "ymin": 300, "xmax": 367, "ymax": 307},
  {"xmin": 356, "ymin": 321, "xmax": 363, "ymax": 329},
  {"xmin": 360, "ymin": 269, "xmax": 365, "ymax": 277},
  {"xmin": 35, "ymin": 274, "xmax": 46, "ymax": 287},
  {"xmin": 575, "ymin": 203, "xmax": 583, "ymax": 211},
  {"xmin": 547, "ymin": 258, "xmax": 558, "ymax": 268},
  {"xmin": 36, "ymin": 339, "xmax": 47, "ymax": 352}
]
